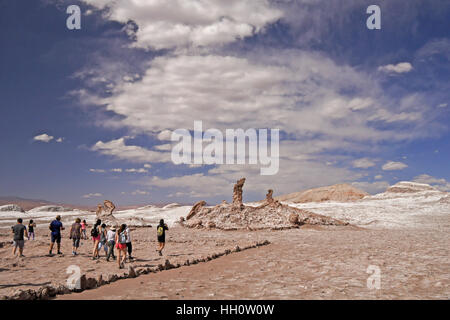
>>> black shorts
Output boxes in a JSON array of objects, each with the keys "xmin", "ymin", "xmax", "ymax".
[
  {"xmin": 51, "ymin": 234, "xmax": 61, "ymax": 243},
  {"xmin": 157, "ymin": 236, "xmax": 165, "ymax": 243}
]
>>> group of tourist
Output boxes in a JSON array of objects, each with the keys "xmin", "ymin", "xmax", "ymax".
[{"xmin": 11, "ymin": 215, "xmax": 169, "ymax": 269}]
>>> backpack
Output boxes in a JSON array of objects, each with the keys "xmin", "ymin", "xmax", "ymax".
[
  {"xmin": 91, "ymin": 226, "xmax": 99, "ymax": 237},
  {"xmin": 119, "ymin": 231, "xmax": 127, "ymax": 244},
  {"xmin": 157, "ymin": 226, "xmax": 164, "ymax": 237}
]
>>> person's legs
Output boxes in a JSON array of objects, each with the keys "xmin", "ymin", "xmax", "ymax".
[
  {"xmin": 57, "ymin": 237, "xmax": 62, "ymax": 254},
  {"xmin": 121, "ymin": 248, "xmax": 126, "ymax": 266},
  {"xmin": 12, "ymin": 242, "xmax": 17, "ymax": 256},
  {"xmin": 92, "ymin": 239, "xmax": 99, "ymax": 258},
  {"xmin": 117, "ymin": 247, "xmax": 122, "ymax": 268},
  {"xmin": 106, "ymin": 241, "xmax": 112, "ymax": 261},
  {"xmin": 127, "ymin": 242, "xmax": 132, "ymax": 259},
  {"xmin": 19, "ymin": 241, "xmax": 24, "ymax": 256},
  {"xmin": 49, "ymin": 235, "xmax": 55, "ymax": 254}
]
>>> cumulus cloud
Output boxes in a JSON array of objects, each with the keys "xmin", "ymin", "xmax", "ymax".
[
  {"xmin": 352, "ymin": 158, "xmax": 376, "ymax": 169},
  {"xmin": 413, "ymin": 174, "xmax": 450, "ymax": 192},
  {"xmin": 378, "ymin": 62, "xmax": 413, "ymax": 74},
  {"xmin": 82, "ymin": 193, "xmax": 103, "ymax": 198},
  {"xmin": 91, "ymin": 137, "xmax": 169, "ymax": 163},
  {"xmin": 382, "ymin": 161, "xmax": 408, "ymax": 171},
  {"xmin": 33, "ymin": 133, "xmax": 54, "ymax": 143},
  {"xmin": 86, "ymin": 52, "xmax": 427, "ymax": 143},
  {"xmin": 81, "ymin": 0, "xmax": 282, "ymax": 50}
]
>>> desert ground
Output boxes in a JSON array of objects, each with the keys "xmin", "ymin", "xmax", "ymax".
[{"xmin": 0, "ymin": 181, "xmax": 449, "ymax": 300}]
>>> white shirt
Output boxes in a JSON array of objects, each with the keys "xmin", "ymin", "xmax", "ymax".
[
  {"xmin": 106, "ymin": 230, "xmax": 116, "ymax": 242},
  {"xmin": 125, "ymin": 228, "xmax": 131, "ymax": 243}
]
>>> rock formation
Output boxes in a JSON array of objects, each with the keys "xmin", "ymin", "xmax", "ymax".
[
  {"xmin": 232, "ymin": 178, "xmax": 246, "ymax": 210},
  {"xmin": 186, "ymin": 200, "xmax": 206, "ymax": 220},
  {"xmin": 0, "ymin": 204, "xmax": 25, "ymax": 212},
  {"xmin": 183, "ymin": 178, "xmax": 348, "ymax": 230},
  {"xmin": 275, "ymin": 184, "xmax": 368, "ymax": 203}
]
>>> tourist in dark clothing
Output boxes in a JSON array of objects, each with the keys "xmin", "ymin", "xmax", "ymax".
[
  {"xmin": 156, "ymin": 219, "xmax": 169, "ymax": 256},
  {"xmin": 12, "ymin": 218, "xmax": 28, "ymax": 257},
  {"xmin": 49, "ymin": 215, "xmax": 65, "ymax": 256},
  {"xmin": 69, "ymin": 218, "xmax": 82, "ymax": 256},
  {"xmin": 28, "ymin": 220, "xmax": 36, "ymax": 240}
]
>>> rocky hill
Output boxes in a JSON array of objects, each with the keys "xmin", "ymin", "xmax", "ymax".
[{"xmin": 275, "ymin": 183, "xmax": 368, "ymax": 203}]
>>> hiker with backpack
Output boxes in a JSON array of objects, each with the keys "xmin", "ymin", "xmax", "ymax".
[
  {"xmin": 124, "ymin": 224, "xmax": 134, "ymax": 261},
  {"xmin": 115, "ymin": 224, "xmax": 128, "ymax": 269},
  {"xmin": 97, "ymin": 223, "xmax": 108, "ymax": 257},
  {"xmin": 156, "ymin": 219, "xmax": 169, "ymax": 256},
  {"xmin": 91, "ymin": 219, "xmax": 102, "ymax": 260}
]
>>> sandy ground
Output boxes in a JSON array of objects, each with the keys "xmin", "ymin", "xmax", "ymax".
[
  {"xmin": 58, "ymin": 225, "xmax": 450, "ymax": 300},
  {"xmin": 0, "ymin": 226, "xmax": 268, "ymax": 298}
]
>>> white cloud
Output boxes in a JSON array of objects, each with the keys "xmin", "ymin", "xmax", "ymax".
[
  {"xmin": 382, "ymin": 161, "xmax": 408, "ymax": 171},
  {"xmin": 157, "ymin": 130, "xmax": 172, "ymax": 141},
  {"xmin": 81, "ymin": 0, "xmax": 282, "ymax": 50},
  {"xmin": 143, "ymin": 164, "xmax": 152, "ymax": 168},
  {"xmin": 33, "ymin": 133, "xmax": 54, "ymax": 143},
  {"xmin": 378, "ymin": 62, "xmax": 413, "ymax": 74},
  {"xmin": 131, "ymin": 190, "xmax": 150, "ymax": 196},
  {"xmin": 56, "ymin": 137, "xmax": 64, "ymax": 143},
  {"xmin": 352, "ymin": 158, "xmax": 376, "ymax": 169},
  {"xmin": 438, "ymin": 103, "xmax": 448, "ymax": 108},
  {"xmin": 374, "ymin": 175, "xmax": 383, "ymax": 180},
  {"xmin": 89, "ymin": 169, "xmax": 106, "ymax": 173},
  {"xmin": 111, "ymin": 168, "xmax": 123, "ymax": 172},
  {"xmin": 86, "ymin": 52, "xmax": 427, "ymax": 144},
  {"xmin": 91, "ymin": 137, "xmax": 169, "ymax": 163},
  {"xmin": 82, "ymin": 193, "xmax": 103, "ymax": 199},
  {"xmin": 126, "ymin": 168, "xmax": 149, "ymax": 173},
  {"xmin": 413, "ymin": 174, "xmax": 450, "ymax": 192}
]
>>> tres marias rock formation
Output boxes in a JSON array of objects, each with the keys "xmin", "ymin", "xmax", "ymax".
[{"xmin": 183, "ymin": 178, "xmax": 348, "ymax": 230}]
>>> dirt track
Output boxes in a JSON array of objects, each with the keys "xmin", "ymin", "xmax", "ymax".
[{"xmin": 59, "ymin": 225, "xmax": 449, "ymax": 300}]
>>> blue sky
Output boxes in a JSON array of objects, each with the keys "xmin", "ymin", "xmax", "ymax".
[{"xmin": 0, "ymin": 0, "xmax": 449, "ymax": 206}]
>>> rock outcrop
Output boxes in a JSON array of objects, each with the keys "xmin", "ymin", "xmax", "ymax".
[
  {"xmin": 275, "ymin": 184, "xmax": 368, "ymax": 203},
  {"xmin": 0, "ymin": 204, "xmax": 25, "ymax": 212},
  {"xmin": 385, "ymin": 181, "xmax": 436, "ymax": 194},
  {"xmin": 183, "ymin": 178, "xmax": 348, "ymax": 230},
  {"xmin": 186, "ymin": 201, "xmax": 206, "ymax": 220},
  {"xmin": 28, "ymin": 205, "xmax": 71, "ymax": 212},
  {"xmin": 232, "ymin": 178, "xmax": 246, "ymax": 210}
]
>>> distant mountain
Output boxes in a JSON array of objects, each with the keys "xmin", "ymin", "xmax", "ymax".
[
  {"xmin": 274, "ymin": 184, "xmax": 369, "ymax": 203},
  {"xmin": 0, "ymin": 196, "xmax": 55, "ymax": 211}
]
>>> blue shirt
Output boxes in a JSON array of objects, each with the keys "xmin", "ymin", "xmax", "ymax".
[{"xmin": 50, "ymin": 220, "xmax": 63, "ymax": 236}]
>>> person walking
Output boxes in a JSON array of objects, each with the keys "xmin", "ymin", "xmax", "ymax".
[
  {"xmin": 156, "ymin": 219, "xmax": 169, "ymax": 256},
  {"xmin": 81, "ymin": 220, "xmax": 88, "ymax": 240},
  {"xmin": 69, "ymin": 218, "xmax": 82, "ymax": 256},
  {"xmin": 115, "ymin": 224, "xmax": 128, "ymax": 269},
  {"xmin": 91, "ymin": 219, "xmax": 102, "ymax": 260},
  {"xmin": 49, "ymin": 215, "xmax": 65, "ymax": 256},
  {"xmin": 97, "ymin": 223, "xmax": 108, "ymax": 257},
  {"xmin": 106, "ymin": 226, "xmax": 116, "ymax": 262},
  {"xmin": 27, "ymin": 219, "xmax": 36, "ymax": 240},
  {"xmin": 124, "ymin": 224, "xmax": 134, "ymax": 261},
  {"xmin": 12, "ymin": 218, "xmax": 28, "ymax": 257}
]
